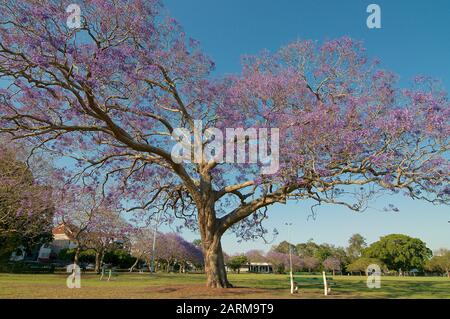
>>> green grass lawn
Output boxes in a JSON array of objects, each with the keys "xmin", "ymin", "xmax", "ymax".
[{"xmin": 0, "ymin": 273, "xmax": 448, "ymax": 299}]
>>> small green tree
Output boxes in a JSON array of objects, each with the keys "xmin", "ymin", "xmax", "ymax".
[
  {"xmin": 227, "ymin": 255, "xmax": 249, "ymax": 274},
  {"xmin": 425, "ymin": 249, "xmax": 450, "ymax": 277},
  {"xmin": 347, "ymin": 257, "xmax": 385, "ymax": 275}
]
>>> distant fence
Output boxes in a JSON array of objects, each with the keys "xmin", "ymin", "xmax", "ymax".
[{"xmin": 0, "ymin": 262, "xmax": 55, "ymax": 274}]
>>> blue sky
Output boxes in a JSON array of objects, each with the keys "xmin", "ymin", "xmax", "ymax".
[{"xmin": 162, "ymin": 0, "xmax": 450, "ymax": 253}]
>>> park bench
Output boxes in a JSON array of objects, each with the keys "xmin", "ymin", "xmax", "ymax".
[
  {"xmin": 1, "ymin": 262, "xmax": 55, "ymax": 274},
  {"xmin": 292, "ymin": 276, "xmax": 337, "ymax": 295},
  {"xmin": 294, "ymin": 276, "xmax": 336, "ymax": 287},
  {"xmin": 100, "ymin": 267, "xmax": 119, "ymax": 281}
]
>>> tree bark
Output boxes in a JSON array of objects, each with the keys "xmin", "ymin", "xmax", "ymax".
[
  {"xmin": 74, "ymin": 247, "xmax": 81, "ymax": 265},
  {"xmin": 95, "ymin": 250, "xmax": 102, "ymax": 273},
  {"xmin": 203, "ymin": 240, "xmax": 232, "ymax": 288},
  {"xmin": 130, "ymin": 257, "xmax": 140, "ymax": 272},
  {"xmin": 199, "ymin": 203, "xmax": 232, "ymax": 288}
]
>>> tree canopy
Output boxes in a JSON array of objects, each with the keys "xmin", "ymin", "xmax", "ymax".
[
  {"xmin": 227, "ymin": 255, "xmax": 248, "ymax": 274},
  {"xmin": 346, "ymin": 257, "xmax": 386, "ymax": 274},
  {"xmin": 347, "ymin": 234, "xmax": 367, "ymax": 261},
  {"xmin": 425, "ymin": 249, "xmax": 450, "ymax": 277},
  {"xmin": 0, "ymin": 144, "xmax": 54, "ymax": 260},
  {"xmin": 363, "ymin": 234, "xmax": 432, "ymax": 271},
  {"xmin": 0, "ymin": 0, "xmax": 448, "ymax": 287}
]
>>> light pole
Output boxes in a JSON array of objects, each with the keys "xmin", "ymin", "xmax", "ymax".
[
  {"xmin": 285, "ymin": 222, "xmax": 294, "ymax": 294},
  {"xmin": 150, "ymin": 211, "xmax": 163, "ymax": 274}
]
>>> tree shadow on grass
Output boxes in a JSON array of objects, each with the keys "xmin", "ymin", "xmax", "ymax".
[{"xmin": 325, "ymin": 278, "xmax": 450, "ymax": 299}]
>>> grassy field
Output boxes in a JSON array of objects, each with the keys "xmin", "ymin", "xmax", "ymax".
[{"xmin": 0, "ymin": 273, "xmax": 449, "ymax": 299}]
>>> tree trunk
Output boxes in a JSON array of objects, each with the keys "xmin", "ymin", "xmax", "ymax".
[
  {"xmin": 74, "ymin": 247, "xmax": 81, "ymax": 265},
  {"xmin": 197, "ymin": 190, "xmax": 232, "ymax": 288},
  {"xmin": 203, "ymin": 240, "xmax": 232, "ymax": 288},
  {"xmin": 95, "ymin": 250, "xmax": 102, "ymax": 273},
  {"xmin": 130, "ymin": 257, "xmax": 140, "ymax": 272}
]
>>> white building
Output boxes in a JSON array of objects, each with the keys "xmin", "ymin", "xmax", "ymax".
[
  {"xmin": 10, "ymin": 224, "xmax": 77, "ymax": 262},
  {"xmin": 248, "ymin": 262, "xmax": 273, "ymax": 273},
  {"xmin": 226, "ymin": 262, "xmax": 273, "ymax": 274},
  {"xmin": 38, "ymin": 224, "xmax": 77, "ymax": 261}
]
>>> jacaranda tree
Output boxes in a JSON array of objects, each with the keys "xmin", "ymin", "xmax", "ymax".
[
  {"xmin": 0, "ymin": 141, "xmax": 54, "ymax": 260},
  {"xmin": 0, "ymin": 0, "xmax": 448, "ymax": 287}
]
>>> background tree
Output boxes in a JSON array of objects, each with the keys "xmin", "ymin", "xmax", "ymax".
[
  {"xmin": 177, "ymin": 238, "xmax": 204, "ymax": 273},
  {"xmin": 347, "ymin": 234, "xmax": 367, "ymax": 261},
  {"xmin": 425, "ymin": 249, "xmax": 450, "ymax": 277},
  {"xmin": 265, "ymin": 250, "xmax": 304, "ymax": 273},
  {"xmin": 266, "ymin": 251, "xmax": 289, "ymax": 274},
  {"xmin": 296, "ymin": 239, "xmax": 320, "ymax": 258},
  {"xmin": 103, "ymin": 248, "xmax": 135, "ymax": 269},
  {"xmin": 313, "ymin": 244, "xmax": 334, "ymax": 262},
  {"xmin": 154, "ymin": 233, "xmax": 203, "ymax": 273},
  {"xmin": 0, "ymin": 0, "xmax": 448, "ymax": 288},
  {"xmin": 56, "ymin": 184, "xmax": 120, "ymax": 265},
  {"xmin": 0, "ymin": 144, "xmax": 54, "ymax": 260},
  {"xmin": 245, "ymin": 249, "xmax": 267, "ymax": 263},
  {"xmin": 323, "ymin": 256, "xmax": 341, "ymax": 276},
  {"xmin": 157, "ymin": 233, "xmax": 180, "ymax": 272},
  {"xmin": 347, "ymin": 257, "xmax": 385, "ymax": 275},
  {"xmin": 330, "ymin": 246, "xmax": 350, "ymax": 269},
  {"xmin": 291, "ymin": 254, "xmax": 305, "ymax": 272},
  {"xmin": 363, "ymin": 234, "xmax": 432, "ymax": 272},
  {"xmin": 226, "ymin": 255, "xmax": 248, "ymax": 274},
  {"xmin": 273, "ymin": 241, "xmax": 297, "ymax": 255},
  {"xmin": 129, "ymin": 228, "xmax": 154, "ymax": 272},
  {"xmin": 84, "ymin": 210, "xmax": 130, "ymax": 273},
  {"xmin": 303, "ymin": 256, "xmax": 320, "ymax": 273}
]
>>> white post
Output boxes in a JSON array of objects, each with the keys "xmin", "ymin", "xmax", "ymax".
[
  {"xmin": 150, "ymin": 211, "xmax": 163, "ymax": 273},
  {"xmin": 323, "ymin": 271, "xmax": 328, "ymax": 296},
  {"xmin": 285, "ymin": 222, "xmax": 294, "ymax": 294}
]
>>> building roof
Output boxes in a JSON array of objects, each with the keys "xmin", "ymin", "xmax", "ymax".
[
  {"xmin": 52, "ymin": 224, "xmax": 73, "ymax": 241},
  {"xmin": 52, "ymin": 224, "xmax": 67, "ymax": 235}
]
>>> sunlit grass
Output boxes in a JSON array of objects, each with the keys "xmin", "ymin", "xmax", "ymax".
[{"xmin": 0, "ymin": 273, "xmax": 448, "ymax": 299}]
